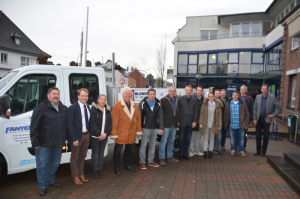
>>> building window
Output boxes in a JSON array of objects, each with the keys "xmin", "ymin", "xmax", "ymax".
[
  {"xmin": 228, "ymin": 52, "xmax": 238, "ymax": 74},
  {"xmin": 242, "ymin": 23, "xmax": 250, "ymax": 36},
  {"xmin": 188, "ymin": 55, "xmax": 197, "ymax": 74},
  {"xmin": 217, "ymin": 52, "xmax": 228, "ymax": 74},
  {"xmin": 232, "ymin": 24, "xmax": 240, "ymax": 37},
  {"xmin": 1, "ymin": 53, "xmax": 7, "ymax": 64},
  {"xmin": 21, "ymin": 57, "xmax": 38, "ymax": 66},
  {"xmin": 252, "ymin": 23, "xmax": 260, "ymax": 36},
  {"xmin": 198, "ymin": 54, "xmax": 207, "ymax": 74},
  {"xmin": 291, "ymin": 38, "xmax": 299, "ymax": 51},
  {"xmin": 290, "ymin": 1, "xmax": 295, "ymax": 10},
  {"xmin": 265, "ymin": 43, "xmax": 282, "ymax": 72},
  {"xmin": 252, "ymin": 52, "xmax": 263, "ymax": 63},
  {"xmin": 201, "ymin": 30, "xmax": 218, "ymax": 40},
  {"xmin": 178, "ymin": 54, "xmax": 188, "ymax": 74},
  {"xmin": 239, "ymin": 52, "xmax": 251, "ymax": 74},
  {"xmin": 291, "ymin": 76, "xmax": 297, "ymax": 108},
  {"xmin": 15, "ymin": 38, "xmax": 21, "ymax": 45},
  {"xmin": 208, "ymin": 54, "xmax": 217, "ymax": 74}
]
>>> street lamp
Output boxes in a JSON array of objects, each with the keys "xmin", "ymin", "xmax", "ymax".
[
  {"xmin": 77, "ymin": 51, "xmax": 89, "ymax": 66},
  {"xmin": 196, "ymin": 72, "xmax": 203, "ymax": 80}
]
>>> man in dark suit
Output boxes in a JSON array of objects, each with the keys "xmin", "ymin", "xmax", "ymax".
[
  {"xmin": 67, "ymin": 88, "xmax": 93, "ymax": 185},
  {"xmin": 177, "ymin": 85, "xmax": 198, "ymax": 160},
  {"xmin": 253, "ymin": 84, "xmax": 282, "ymax": 157}
]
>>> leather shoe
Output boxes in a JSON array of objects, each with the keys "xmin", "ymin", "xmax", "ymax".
[
  {"xmin": 114, "ymin": 167, "xmax": 121, "ymax": 175},
  {"xmin": 204, "ymin": 151, "xmax": 207, "ymax": 159},
  {"xmin": 78, "ymin": 175, "xmax": 89, "ymax": 183},
  {"xmin": 179, "ymin": 155, "xmax": 184, "ymax": 160},
  {"xmin": 261, "ymin": 153, "xmax": 266, "ymax": 157},
  {"xmin": 124, "ymin": 166, "xmax": 136, "ymax": 172},
  {"xmin": 39, "ymin": 188, "xmax": 47, "ymax": 196},
  {"xmin": 93, "ymin": 171, "xmax": 99, "ymax": 179},
  {"xmin": 183, "ymin": 155, "xmax": 189, "ymax": 160},
  {"xmin": 253, "ymin": 152, "xmax": 261, "ymax": 156},
  {"xmin": 49, "ymin": 182, "xmax": 60, "ymax": 188},
  {"xmin": 208, "ymin": 151, "xmax": 212, "ymax": 159},
  {"xmin": 98, "ymin": 170, "xmax": 103, "ymax": 178},
  {"xmin": 73, "ymin": 177, "xmax": 83, "ymax": 186}
]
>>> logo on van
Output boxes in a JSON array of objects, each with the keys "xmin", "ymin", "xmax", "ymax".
[
  {"xmin": 5, "ymin": 123, "xmax": 30, "ymax": 134},
  {"xmin": 19, "ymin": 159, "xmax": 36, "ymax": 165}
]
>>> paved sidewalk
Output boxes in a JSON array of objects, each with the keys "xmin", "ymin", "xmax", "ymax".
[{"xmin": 0, "ymin": 138, "xmax": 300, "ymax": 199}]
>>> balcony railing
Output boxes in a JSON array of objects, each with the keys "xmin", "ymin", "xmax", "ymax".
[{"xmin": 177, "ymin": 32, "xmax": 266, "ymax": 42}]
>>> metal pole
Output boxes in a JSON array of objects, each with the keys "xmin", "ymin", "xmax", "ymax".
[
  {"xmin": 112, "ymin": 53, "xmax": 115, "ymax": 104},
  {"xmin": 80, "ymin": 31, "xmax": 83, "ymax": 66},
  {"xmin": 83, "ymin": 7, "xmax": 89, "ymax": 67}
]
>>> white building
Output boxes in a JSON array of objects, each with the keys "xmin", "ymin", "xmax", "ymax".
[
  {"xmin": 172, "ymin": 0, "xmax": 299, "ymax": 99},
  {"xmin": 0, "ymin": 10, "xmax": 51, "ymax": 77}
]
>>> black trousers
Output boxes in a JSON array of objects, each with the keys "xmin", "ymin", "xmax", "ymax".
[
  {"xmin": 91, "ymin": 137, "xmax": 108, "ymax": 171},
  {"xmin": 256, "ymin": 117, "xmax": 271, "ymax": 153},
  {"xmin": 113, "ymin": 143, "xmax": 133, "ymax": 169}
]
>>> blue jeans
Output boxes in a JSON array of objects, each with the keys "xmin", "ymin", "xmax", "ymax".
[
  {"xmin": 35, "ymin": 147, "xmax": 62, "ymax": 189},
  {"xmin": 214, "ymin": 129, "xmax": 222, "ymax": 151},
  {"xmin": 159, "ymin": 126, "xmax": 177, "ymax": 159},
  {"xmin": 179, "ymin": 125, "xmax": 193, "ymax": 156},
  {"xmin": 229, "ymin": 128, "xmax": 245, "ymax": 152},
  {"xmin": 221, "ymin": 128, "xmax": 227, "ymax": 147}
]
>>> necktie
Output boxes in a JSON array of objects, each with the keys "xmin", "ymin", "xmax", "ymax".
[{"xmin": 84, "ymin": 105, "xmax": 89, "ymax": 131}]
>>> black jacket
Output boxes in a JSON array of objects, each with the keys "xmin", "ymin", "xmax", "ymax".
[
  {"xmin": 219, "ymin": 97, "xmax": 226, "ymax": 128},
  {"xmin": 30, "ymin": 98, "xmax": 67, "ymax": 148},
  {"xmin": 91, "ymin": 103, "xmax": 112, "ymax": 137},
  {"xmin": 161, "ymin": 95, "xmax": 179, "ymax": 128},
  {"xmin": 138, "ymin": 97, "xmax": 163, "ymax": 129},
  {"xmin": 193, "ymin": 94, "xmax": 204, "ymax": 131},
  {"xmin": 67, "ymin": 101, "xmax": 93, "ymax": 144}
]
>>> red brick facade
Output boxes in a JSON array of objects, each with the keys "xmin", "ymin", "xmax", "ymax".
[
  {"xmin": 280, "ymin": 25, "xmax": 300, "ymax": 112},
  {"xmin": 129, "ymin": 70, "xmax": 146, "ymax": 88}
]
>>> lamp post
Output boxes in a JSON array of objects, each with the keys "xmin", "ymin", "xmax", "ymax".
[{"xmin": 77, "ymin": 51, "xmax": 89, "ymax": 66}]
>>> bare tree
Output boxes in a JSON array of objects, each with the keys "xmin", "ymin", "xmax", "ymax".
[{"xmin": 155, "ymin": 35, "xmax": 167, "ymax": 88}]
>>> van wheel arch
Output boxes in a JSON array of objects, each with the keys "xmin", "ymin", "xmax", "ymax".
[{"xmin": 0, "ymin": 153, "xmax": 7, "ymax": 180}]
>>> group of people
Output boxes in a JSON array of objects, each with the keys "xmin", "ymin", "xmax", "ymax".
[{"xmin": 30, "ymin": 84, "xmax": 282, "ymax": 196}]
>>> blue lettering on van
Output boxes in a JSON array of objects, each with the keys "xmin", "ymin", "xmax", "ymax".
[
  {"xmin": 5, "ymin": 126, "xmax": 30, "ymax": 133},
  {"xmin": 19, "ymin": 159, "xmax": 36, "ymax": 165}
]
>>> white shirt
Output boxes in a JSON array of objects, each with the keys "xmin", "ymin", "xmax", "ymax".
[
  {"xmin": 78, "ymin": 100, "xmax": 90, "ymax": 132},
  {"xmin": 233, "ymin": 100, "xmax": 239, "ymax": 105},
  {"xmin": 208, "ymin": 101, "xmax": 215, "ymax": 105},
  {"xmin": 101, "ymin": 107, "xmax": 106, "ymax": 135}
]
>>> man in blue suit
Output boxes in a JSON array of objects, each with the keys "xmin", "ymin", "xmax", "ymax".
[{"xmin": 67, "ymin": 88, "xmax": 93, "ymax": 186}]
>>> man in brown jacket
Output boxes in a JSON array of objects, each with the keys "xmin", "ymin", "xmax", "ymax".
[
  {"xmin": 224, "ymin": 91, "xmax": 249, "ymax": 157},
  {"xmin": 111, "ymin": 87, "xmax": 142, "ymax": 175}
]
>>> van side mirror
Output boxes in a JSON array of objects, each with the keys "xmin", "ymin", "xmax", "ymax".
[{"xmin": 0, "ymin": 94, "xmax": 11, "ymax": 119}]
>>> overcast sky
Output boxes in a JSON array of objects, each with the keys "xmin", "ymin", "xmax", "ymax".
[{"xmin": 1, "ymin": 0, "xmax": 273, "ymax": 77}]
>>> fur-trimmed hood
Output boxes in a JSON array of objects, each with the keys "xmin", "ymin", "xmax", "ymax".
[
  {"xmin": 203, "ymin": 98, "xmax": 223, "ymax": 107},
  {"xmin": 92, "ymin": 102, "xmax": 111, "ymax": 111}
]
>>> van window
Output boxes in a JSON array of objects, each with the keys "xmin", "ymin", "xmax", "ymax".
[
  {"xmin": 7, "ymin": 74, "xmax": 56, "ymax": 116},
  {"xmin": 69, "ymin": 74, "xmax": 99, "ymax": 105}
]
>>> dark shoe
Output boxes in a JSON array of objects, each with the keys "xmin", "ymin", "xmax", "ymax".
[
  {"xmin": 160, "ymin": 159, "xmax": 166, "ymax": 166},
  {"xmin": 261, "ymin": 153, "xmax": 266, "ymax": 157},
  {"xmin": 216, "ymin": 150, "xmax": 222, "ymax": 155},
  {"xmin": 179, "ymin": 155, "xmax": 184, "ymax": 160},
  {"xmin": 49, "ymin": 182, "xmax": 60, "ymax": 188},
  {"xmin": 204, "ymin": 151, "xmax": 207, "ymax": 159},
  {"xmin": 253, "ymin": 152, "xmax": 261, "ymax": 156},
  {"xmin": 208, "ymin": 151, "xmax": 212, "ymax": 159},
  {"xmin": 78, "ymin": 175, "xmax": 89, "ymax": 183},
  {"xmin": 167, "ymin": 157, "xmax": 179, "ymax": 163},
  {"xmin": 114, "ymin": 167, "xmax": 121, "ymax": 175},
  {"xmin": 93, "ymin": 171, "xmax": 99, "ymax": 179},
  {"xmin": 183, "ymin": 155, "xmax": 189, "ymax": 160},
  {"xmin": 124, "ymin": 166, "xmax": 136, "ymax": 172},
  {"xmin": 73, "ymin": 177, "xmax": 83, "ymax": 186},
  {"xmin": 39, "ymin": 188, "xmax": 47, "ymax": 196},
  {"xmin": 98, "ymin": 170, "xmax": 103, "ymax": 178}
]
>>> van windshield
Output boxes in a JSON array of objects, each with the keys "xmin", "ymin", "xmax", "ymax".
[{"xmin": 0, "ymin": 71, "xmax": 18, "ymax": 91}]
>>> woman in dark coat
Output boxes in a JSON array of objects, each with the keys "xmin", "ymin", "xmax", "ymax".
[{"xmin": 91, "ymin": 94, "xmax": 112, "ymax": 178}]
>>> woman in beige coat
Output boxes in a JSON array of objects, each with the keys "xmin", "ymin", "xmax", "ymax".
[{"xmin": 199, "ymin": 92, "xmax": 223, "ymax": 159}]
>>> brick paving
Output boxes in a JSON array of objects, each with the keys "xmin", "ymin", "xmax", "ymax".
[{"xmin": 0, "ymin": 138, "xmax": 300, "ymax": 199}]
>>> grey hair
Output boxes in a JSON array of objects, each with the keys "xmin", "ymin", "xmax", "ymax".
[
  {"xmin": 185, "ymin": 85, "xmax": 193, "ymax": 90},
  {"xmin": 221, "ymin": 89, "xmax": 226, "ymax": 93},
  {"xmin": 169, "ymin": 86, "xmax": 176, "ymax": 91},
  {"xmin": 122, "ymin": 87, "xmax": 132, "ymax": 94},
  {"xmin": 240, "ymin": 85, "xmax": 248, "ymax": 90}
]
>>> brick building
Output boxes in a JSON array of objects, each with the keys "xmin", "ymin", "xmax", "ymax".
[
  {"xmin": 280, "ymin": 4, "xmax": 300, "ymax": 112},
  {"xmin": 127, "ymin": 68, "xmax": 146, "ymax": 88}
]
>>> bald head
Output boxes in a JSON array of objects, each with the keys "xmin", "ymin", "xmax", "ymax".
[{"xmin": 168, "ymin": 86, "xmax": 176, "ymax": 99}]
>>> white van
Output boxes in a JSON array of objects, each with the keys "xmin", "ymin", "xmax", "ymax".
[{"xmin": 0, "ymin": 65, "xmax": 107, "ymax": 179}]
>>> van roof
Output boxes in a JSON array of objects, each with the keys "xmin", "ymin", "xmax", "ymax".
[{"xmin": 11, "ymin": 65, "xmax": 105, "ymax": 72}]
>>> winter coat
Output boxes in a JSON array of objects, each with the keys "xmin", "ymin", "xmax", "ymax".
[
  {"xmin": 199, "ymin": 98, "xmax": 223, "ymax": 135},
  {"xmin": 111, "ymin": 99, "xmax": 142, "ymax": 144},
  {"xmin": 30, "ymin": 98, "xmax": 67, "ymax": 148},
  {"xmin": 239, "ymin": 93, "xmax": 254, "ymax": 121},
  {"xmin": 91, "ymin": 103, "xmax": 112, "ymax": 137},
  {"xmin": 224, "ymin": 98, "xmax": 250, "ymax": 130},
  {"xmin": 193, "ymin": 94, "xmax": 204, "ymax": 131},
  {"xmin": 138, "ymin": 97, "xmax": 163, "ymax": 129},
  {"xmin": 160, "ymin": 95, "xmax": 179, "ymax": 128}
]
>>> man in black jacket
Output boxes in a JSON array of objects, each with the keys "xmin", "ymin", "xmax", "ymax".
[
  {"xmin": 138, "ymin": 88, "xmax": 163, "ymax": 169},
  {"xmin": 188, "ymin": 86, "xmax": 204, "ymax": 157},
  {"xmin": 220, "ymin": 89, "xmax": 228, "ymax": 151},
  {"xmin": 178, "ymin": 85, "xmax": 198, "ymax": 160},
  {"xmin": 30, "ymin": 87, "xmax": 67, "ymax": 196},
  {"xmin": 159, "ymin": 87, "xmax": 179, "ymax": 166}
]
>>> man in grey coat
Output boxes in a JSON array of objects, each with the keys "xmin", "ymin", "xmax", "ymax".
[
  {"xmin": 177, "ymin": 85, "xmax": 198, "ymax": 160},
  {"xmin": 253, "ymin": 84, "xmax": 282, "ymax": 157}
]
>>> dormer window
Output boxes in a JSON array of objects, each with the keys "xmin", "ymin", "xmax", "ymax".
[{"xmin": 11, "ymin": 33, "xmax": 23, "ymax": 45}]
